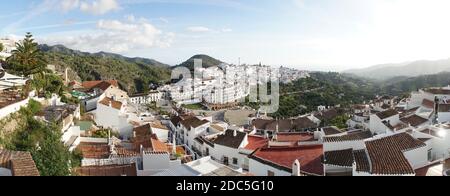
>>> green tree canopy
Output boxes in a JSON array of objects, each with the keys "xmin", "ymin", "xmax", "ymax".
[
  {"xmin": 6, "ymin": 101, "xmax": 81, "ymax": 176},
  {"xmin": 0, "ymin": 42, "xmax": 4, "ymax": 52},
  {"xmin": 6, "ymin": 32, "xmax": 47, "ymax": 77}
]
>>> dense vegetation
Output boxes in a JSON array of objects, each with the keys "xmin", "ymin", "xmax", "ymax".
[
  {"xmin": 1, "ymin": 33, "xmax": 81, "ymax": 176},
  {"xmin": 39, "ymin": 44, "xmax": 172, "ymax": 93},
  {"xmin": 270, "ymin": 70, "xmax": 450, "ymax": 118},
  {"xmin": 2, "ymin": 100, "xmax": 81, "ymax": 176},
  {"xmin": 376, "ymin": 72, "xmax": 450, "ymax": 96},
  {"xmin": 91, "ymin": 128, "xmax": 120, "ymax": 138},
  {"xmin": 269, "ymin": 72, "xmax": 377, "ymax": 118}
]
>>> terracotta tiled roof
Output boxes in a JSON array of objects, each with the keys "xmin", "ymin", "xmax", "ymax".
[
  {"xmin": 210, "ymin": 130, "xmax": 247, "ymax": 149},
  {"xmin": 77, "ymin": 143, "xmax": 111, "ymax": 159},
  {"xmin": 422, "ymin": 99, "xmax": 435, "ymax": 109},
  {"xmin": 249, "ymin": 145, "xmax": 324, "ymax": 176},
  {"xmin": 166, "ymin": 145, "xmax": 186, "ymax": 155},
  {"xmin": 252, "ymin": 119, "xmax": 276, "ymax": 130},
  {"xmin": 315, "ymin": 109, "xmax": 339, "ymax": 121},
  {"xmin": 244, "ymin": 135, "xmax": 268, "ymax": 151},
  {"xmin": 293, "ymin": 117, "xmax": 318, "ymax": 130},
  {"xmin": 180, "ymin": 117, "xmax": 209, "ymax": 129},
  {"xmin": 151, "ymin": 121, "xmax": 169, "ymax": 130},
  {"xmin": 99, "ymin": 97, "xmax": 123, "ymax": 110},
  {"xmin": 0, "ymin": 149, "xmax": 40, "ymax": 176},
  {"xmin": 365, "ymin": 133, "xmax": 426, "ymax": 175},
  {"xmin": 92, "ymin": 81, "xmax": 113, "ymax": 91},
  {"xmin": 438, "ymin": 104, "xmax": 450, "ymax": 113},
  {"xmin": 82, "ymin": 80, "xmax": 118, "ymax": 89},
  {"xmin": 375, "ymin": 109, "xmax": 398, "ymax": 119},
  {"xmin": 400, "ymin": 107, "xmax": 419, "ymax": 118},
  {"xmin": 276, "ymin": 132, "xmax": 315, "ymax": 143},
  {"xmin": 324, "ymin": 149, "xmax": 354, "ymax": 167},
  {"xmin": 170, "ymin": 116, "xmax": 183, "ymax": 126},
  {"xmin": 322, "ymin": 127, "xmax": 343, "ymax": 136},
  {"xmin": 151, "ymin": 135, "xmax": 169, "ymax": 152},
  {"xmin": 74, "ymin": 164, "xmax": 137, "ymax": 176},
  {"xmin": 323, "ymin": 131, "xmax": 372, "ymax": 143},
  {"xmin": 423, "ymin": 88, "xmax": 450, "ymax": 95},
  {"xmin": 133, "ymin": 124, "xmax": 152, "ymax": 138},
  {"xmin": 266, "ymin": 119, "xmax": 294, "ymax": 132},
  {"xmin": 400, "ymin": 115, "xmax": 428, "ymax": 127},
  {"xmin": 353, "ymin": 150, "xmax": 370, "ymax": 173}
]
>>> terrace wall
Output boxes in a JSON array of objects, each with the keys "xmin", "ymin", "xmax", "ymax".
[{"xmin": 0, "ymin": 97, "xmax": 29, "ymax": 120}]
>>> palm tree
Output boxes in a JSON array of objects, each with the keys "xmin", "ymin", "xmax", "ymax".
[{"xmin": 6, "ymin": 32, "xmax": 47, "ymax": 77}]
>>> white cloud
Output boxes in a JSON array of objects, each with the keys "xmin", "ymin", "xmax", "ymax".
[
  {"xmin": 186, "ymin": 26, "xmax": 212, "ymax": 33},
  {"xmin": 186, "ymin": 26, "xmax": 233, "ymax": 33},
  {"xmin": 80, "ymin": 0, "xmax": 120, "ymax": 15},
  {"xmin": 60, "ymin": 0, "xmax": 80, "ymax": 11},
  {"xmin": 58, "ymin": 0, "xmax": 119, "ymax": 15},
  {"xmin": 41, "ymin": 17, "xmax": 174, "ymax": 53}
]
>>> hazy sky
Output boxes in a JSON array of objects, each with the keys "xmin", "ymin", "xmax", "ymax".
[{"xmin": 2, "ymin": 0, "xmax": 450, "ymax": 71}]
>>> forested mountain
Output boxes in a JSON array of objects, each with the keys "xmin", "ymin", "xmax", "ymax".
[{"xmin": 40, "ymin": 44, "xmax": 172, "ymax": 93}]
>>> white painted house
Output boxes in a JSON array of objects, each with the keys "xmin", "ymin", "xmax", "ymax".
[
  {"xmin": 369, "ymin": 109, "xmax": 401, "ymax": 135},
  {"xmin": 94, "ymin": 96, "xmax": 133, "ymax": 138}
]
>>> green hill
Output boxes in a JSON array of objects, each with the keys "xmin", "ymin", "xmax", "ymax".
[
  {"xmin": 40, "ymin": 44, "xmax": 172, "ymax": 93},
  {"xmin": 175, "ymin": 54, "xmax": 223, "ymax": 71}
]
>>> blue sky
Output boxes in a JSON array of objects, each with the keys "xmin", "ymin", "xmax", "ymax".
[{"xmin": 1, "ymin": 0, "xmax": 450, "ymax": 71}]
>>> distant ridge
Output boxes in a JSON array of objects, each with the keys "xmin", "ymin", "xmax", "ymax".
[{"xmin": 344, "ymin": 58, "xmax": 450, "ymax": 80}]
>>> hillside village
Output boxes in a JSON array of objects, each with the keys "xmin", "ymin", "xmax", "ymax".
[{"xmin": 1, "ymin": 36, "xmax": 450, "ymax": 176}]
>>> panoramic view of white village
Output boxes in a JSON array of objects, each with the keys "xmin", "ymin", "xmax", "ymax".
[{"xmin": 1, "ymin": 0, "xmax": 450, "ymax": 177}]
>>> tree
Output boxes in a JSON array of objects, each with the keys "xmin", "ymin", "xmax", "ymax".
[
  {"xmin": 6, "ymin": 32, "xmax": 47, "ymax": 77},
  {"xmin": 6, "ymin": 102, "xmax": 79, "ymax": 176},
  {"xmin": 0, "ymin": 42, "xmax": 4, "ymax": 52},
  {"xmin": 31, "ymin": 123, "xmax": 72, "ymax": 176},
  {"xmin": 329, "ymin": 115, "xmax": 350, "ymax": 129}
]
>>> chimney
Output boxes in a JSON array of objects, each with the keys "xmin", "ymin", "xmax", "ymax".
[
  {"xmin": 292, "ymin": 159, "xmax": 301, "ymax": 176},
  {"xmin": 109, "ymin": 101, "xmax": 112, "ymax": 107},
  {"xmin": 133, "ymin": 130, "xmax": 136, "ymax": 138},
  {"xmin": 233, "ymin": 130, "xmax": 237, "ymax": 137},
  {"xmin": 172, "ymin": 134, "xmax": 177, "ymax": 155},
  {"xmin": 107, "ymin": 129, "xmax": 111, "ymax": 145}
]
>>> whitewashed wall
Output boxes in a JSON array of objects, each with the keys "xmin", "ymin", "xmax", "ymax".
[
  {"xmin": 95, "ymin": 103, "xmax": 133, "ymax": 138},
  {"xmin": 0, "ymin": 98, "xmax": 29, "ymax": 120},
  {"xmin": 323, "ymin": 140, "xmax": 366, "ymax": 152},
  {"xmin": 249, "ymin": 159, "xmax": 291, "ymax": 176},
  {"xmin": 404, "ymin": 146, "xmax": 429, "ymax": 170}
]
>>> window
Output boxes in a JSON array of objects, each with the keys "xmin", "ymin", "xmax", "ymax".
[
  {"xmin": 223, "ymin": 157, "xmax": 229, "ymax": 165},
  {"xmin": 267, "ymin": 171, "xmax": 275, "ymax": 176},
  {"xmin": 428, "ymin": 149, "xmax": 433, "ymax": 161},
  {"xmin": 233, "ymin": 158, "xmax": 238, "ymax": 165}
]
